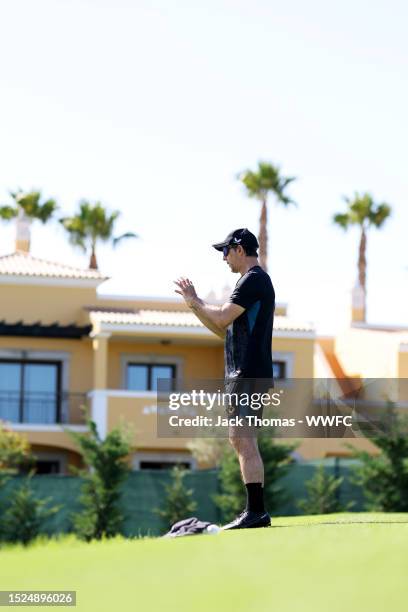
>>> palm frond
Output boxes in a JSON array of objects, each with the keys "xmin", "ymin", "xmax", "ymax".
[
  {"xmin": 335, "ymin": 192, "xmax": 392, "ymax": 230},
  {"xmin": 332, "ymin": 213, "xmax": 351, "ymax": 229},
  {"xmin": 112, "ymin": 232, "xmax": 138, "ymax": 247},
  {"xmin": 59, "ymin": 217, "xmax": 87, "ymax": 251},
  {"xmin": 59, "ymin": 201, "xmax": 138, "ymax": 263},
  {"xmin": 370, "ymin": 203, "xmax": 392, "ymax": 228},
  {"xmin": 6, "ymin": 189, "xmax": 57, "ymax": 222},
  {"xmin": 0, "ymin": 205, "xmax": 18, "ymax": 221},
  {"xmin": 238, "ymin": 161, "xmax": 296, "ymax": 206},
  {"xmin": 37, "ymin": 199, "xmax": 58, "ymax": 223}
]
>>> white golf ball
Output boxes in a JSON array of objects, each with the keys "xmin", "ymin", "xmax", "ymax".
[{"xmin": 205, "ymin": 524, "xmax": 221, "ymax": 535}]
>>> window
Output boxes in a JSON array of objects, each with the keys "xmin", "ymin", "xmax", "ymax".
[
  {"xmin": 273, "ymin": 360, "xmax": 286, "ymax": 379},
  {"xmin": 35, "ymin": 460, "xmax": 61, "ymax": 474},
  {"xmin": 272, "ymin": 352, "xmax": 294, "ymax": 380},
  {"xmin": 139, "ymin": 461, "xmax": 191, "ymax": 470},
  {"xmin": 0, "ymin": 360, "xmax": 61, "ymax": 423},
  {"xmin": 126, "ymin": 363, "xmax": 176, "ymax": 391},
  {"xmin": 132, "ymin": 451, "xmax": 195, "ymax": 470}
]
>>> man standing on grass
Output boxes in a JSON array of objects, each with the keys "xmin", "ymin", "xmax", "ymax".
[{"xmin": 174, "ymin": 228, "xmax": 275, "ymax": 529}]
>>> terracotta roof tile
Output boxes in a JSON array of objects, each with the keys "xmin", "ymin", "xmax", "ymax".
[
  {"xmin": 0, "ymin": 251, "xmax": 107, "ymax": 281},
  {"xmin": 89, "ymin": 309, "xmax": 314, "ymax": 332},
  {"xmin": 90, "ymin": 309, "xmax": 201, "ymax": 327}
]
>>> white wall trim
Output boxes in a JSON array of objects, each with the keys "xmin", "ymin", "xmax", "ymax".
[
  {"xmin": 0, "ymin": 275, "xmax": 105, "ymax": 288},
  {"xmin": 88, "ymin": 389, "xmax": 108, "ymax": 439},
  {"xmin": 351, "ymin": 321, "xmax": 408, "ymax": 331},
  {"xmin": 99, "ymin": 322, "xmax": 216, "ymax": 337},
  {"xmin": 89, "ymin": 389, "xmax": 157, "ymax": 399},
  {"xmin": 98, "ymin": 294, "xmax": 186, "ymax": 303},
  {"xmin": 313, "ymin": 343, "xmax": 336, "ymax": 378},
  {"xmin": 96, "ymin": 322, "xmax": 314, "ymax": 340},
  {"xmin": 273, "ymin": 330, "xmax": 315, "ymax": 339},
  {"xmin": 90, "ymin": 331, "xmax": 111, "ymax": 339},
  {"xmin": 9, "ymin": 424, "xmax": 88, "ymax": 432}
]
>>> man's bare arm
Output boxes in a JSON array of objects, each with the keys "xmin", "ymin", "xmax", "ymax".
[
  {"xmin": 188, "ymin": 298, "xmax": 227, "ymax": 339},
  {"xmin": 189, "ymin": 298, "xmax": 244, "ymax": 337},
  {"xmin": 174, "ymin": 277, "xmax": 245, "ymax": 338}
]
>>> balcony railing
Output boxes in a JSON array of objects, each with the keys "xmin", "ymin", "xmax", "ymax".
[{"xmin": 0, "ymin": 391, "xmax": 88, "ymax": 425}]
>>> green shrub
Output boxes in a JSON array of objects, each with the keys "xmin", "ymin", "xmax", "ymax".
[
  {"xmin": 1, "ymin": 475, "xmax": 59, "ymax": 546},
  {"xmin": 0, "ymin": 421, "xmax": 33, "ymax": 483},
  {"xmin": 69, "ymin": 417, "xmax": 132, "ymax": 541},
  {"xmin": 155, "ymin": 466, "xmax": 197, "ymax": 532},
  {"xmin": 348, "ymin": 408, "xmax": 408, "ymax": 511},
  {"xmin": 297, "ymin": 463, "xmax": 353, "ymax": 514}
]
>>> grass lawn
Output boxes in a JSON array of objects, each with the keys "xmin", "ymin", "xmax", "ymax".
[{"xmin": 1, "ymin": 513, "xmax": 408, "ymax": 612}]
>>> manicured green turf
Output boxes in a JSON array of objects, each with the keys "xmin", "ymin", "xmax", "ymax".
[{"xmin": 1, "ymin": 514, "xmax": 408, "ymax": 612}]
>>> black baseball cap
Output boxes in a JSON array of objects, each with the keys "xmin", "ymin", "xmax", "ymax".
[{"xmin": 212, "ymin": 228, "xmax": 259, "ymax": 252}]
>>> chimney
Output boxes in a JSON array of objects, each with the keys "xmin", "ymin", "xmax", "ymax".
[
  {"xmin": 351, "ymin": 280, "xmax": 366, "ymax": 323},
  {"xmin": 15, "ymin": 209, "xmax": 31, "ymax": 253}
]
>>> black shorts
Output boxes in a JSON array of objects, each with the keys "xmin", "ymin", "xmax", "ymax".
[{"xmin": 223, "ymin": 377, "xmax": 274, "ymax": 421}]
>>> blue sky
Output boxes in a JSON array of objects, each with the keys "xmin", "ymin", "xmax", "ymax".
[{"xmin": 0, "ymin": 0, "xmax": 407, "ymax": 333}]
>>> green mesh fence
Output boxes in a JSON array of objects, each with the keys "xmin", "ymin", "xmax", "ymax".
[
  {"xmin": 277, "ymin": 459, "xmax": 366, "ymax": 516},
  {"xmin": 0, "ymin": 461, "xmax": 365, "ymax": 537},
  {"xmin": 120, "ymin": 470, "xmax": 222, "ymax": 536}
]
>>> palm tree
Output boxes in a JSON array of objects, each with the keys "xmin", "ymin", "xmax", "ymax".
[
  {"xmin": 0, "ymin": 189, "xmax": 58, "ymax": 252},
  {"xmin": 60, "ymin": 200, "xmax": 137, "ymax": 270},
  {"xmin": 238, "ymin": 161, "xmax": 296, "ymax": 271},
  {"xmin": 333, "ymin": 192, "xmax": 392, "ymax": 321}
]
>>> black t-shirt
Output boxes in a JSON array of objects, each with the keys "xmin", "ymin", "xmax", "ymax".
[{"xmin": 225, "ymin": 265, "xmax": 275, "ymax": 381}]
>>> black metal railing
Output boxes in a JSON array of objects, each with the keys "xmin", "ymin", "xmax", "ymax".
[{"xmin": 0, "ymin": 391, "xmax": 88, "ymax": 425}]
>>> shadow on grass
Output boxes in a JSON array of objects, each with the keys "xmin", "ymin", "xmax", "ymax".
[{"xmin": 270, "ymin": 520, "xmax": 408, "ymax": 528}]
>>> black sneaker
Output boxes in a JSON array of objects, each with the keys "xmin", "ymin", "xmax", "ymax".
[{"xmin": 221, "ymin": 510, "xmax": 271, "ymax": 530}]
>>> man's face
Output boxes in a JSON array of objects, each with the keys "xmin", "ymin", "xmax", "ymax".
[{"xmin": 223, "ymin": 245, "xmax": 242, "ymax": 272}]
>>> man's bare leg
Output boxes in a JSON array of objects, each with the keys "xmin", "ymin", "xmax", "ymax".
[
  {"xmin": 229, "ymin": 433, "xmax": 264, "ymax": 485},
  {"xmin": 221, "ymin": 429, "xmax": 270, "ymax": 528}
]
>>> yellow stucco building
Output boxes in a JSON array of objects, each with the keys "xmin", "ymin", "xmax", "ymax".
[{"xmin": 0, "ymin": 249, "xmax": 406, "ymax": 473}]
